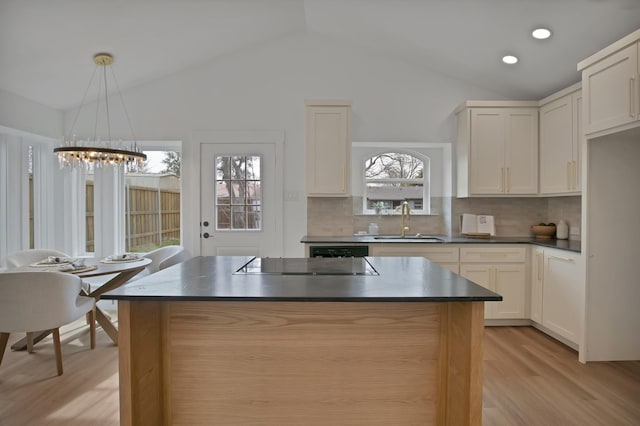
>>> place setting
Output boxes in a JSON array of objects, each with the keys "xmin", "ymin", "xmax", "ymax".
[
  {"xmin": 101, "ymin": 253, "xmax": 145, "ymax": 264},
  {"xmin": 29, "ymin": 256, "xmax": 97, "ymax": 274}
]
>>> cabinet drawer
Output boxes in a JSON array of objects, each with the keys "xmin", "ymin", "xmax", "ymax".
[
  {"xmin": 460, "ymin": 246, "xmax": 526, "ymax": 263},
  {"xmin": 369, "ymin": 244, "xmax": 459, "ymax": 263}
]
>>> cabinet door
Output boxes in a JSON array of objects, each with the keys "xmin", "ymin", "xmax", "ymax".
[
  {"xmin": 572, "ymin": 94, "xmax": 582, "ymax": 192},
  {"xmin": 540, "ymin": 96, "xmax": 574, "ymax": 194},
  {"xmin": 582, "ymin": 43, "xmax": 638, "ymax": 135},
  {"xmin": 305, "ymin": 105, "xmax": 351, "ymax": 196},
  {"xmin": 505, "ymin": 109, "xmax": 538, "ymax": 194},
  {"xmin": 493, "ymin": 264, "xmax": 526, "ymax": 319},
  {"xmin": 530, "ymin": 248, "xmax": 544, "ymax": 324},
  {"xmin": 459, "ymin": 264, "xmax": 494, "ymax": 318},
  {"xmin": 543, "ymin": 252, "xmax": 582, "ymax": 343},
  {"xmin": 469, "ymin": 109, "xmax": 505, "ymax": 194}
]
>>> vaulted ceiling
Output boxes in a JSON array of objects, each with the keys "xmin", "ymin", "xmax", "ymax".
[{"xmin": 1, "ymin": 0, "xmax": 639, "ymax": 110}]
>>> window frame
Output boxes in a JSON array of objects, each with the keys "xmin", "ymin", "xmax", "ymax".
[
  {"xmin": 363, "ymin": 151, "xmax": 430, "ymax": 215},
  {"xmin": 352, "ymin": 142, "xmax": 452, "ymax": 216}
]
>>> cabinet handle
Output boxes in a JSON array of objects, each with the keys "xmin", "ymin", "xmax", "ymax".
[
  {"xmin": 501, "ymin": 167, "xmax": 505, "ymax": 192},
  {"xmin": 549, "ymin": 255, "xmax": 574, "ymax": 263},
  {"xmin": 537, "ymin": 253, "xmax": 543, "ymax": 280},
  {"xmin": 571, "ymin": 161, "xmax": 577, "ymax": 190},
  {"xmin": 342, "ymin": 165, "xmax": 346, "ymax": 192},
  {"xmin": 566, "ymin": 161, "xmax": 571, "ymax": 190},
  {"xmin": 630, "ymin": 77, "xmax": 636, "ymax": 118}
]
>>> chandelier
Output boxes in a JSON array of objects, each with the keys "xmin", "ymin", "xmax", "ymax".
[{"xmin": 54, "ymin": 53, "xmax": 146, "ymax": 170}]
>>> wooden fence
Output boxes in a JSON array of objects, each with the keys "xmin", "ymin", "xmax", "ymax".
[
  {"xmin": 28, "ymin": 178, "xmax": 179, "ymax": 252},
  {"xmin": 85, "ymin": 182, "xmax": 180, "ymax": 252}
]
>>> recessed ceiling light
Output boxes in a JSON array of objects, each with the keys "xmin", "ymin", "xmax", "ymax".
[
  {"xmin": 502, "ymin": 55, "xmax": 518, "ymax": 65},
  {"xmin": 532, "ymin": 28, "xmax": 552, "ymax": 40}
]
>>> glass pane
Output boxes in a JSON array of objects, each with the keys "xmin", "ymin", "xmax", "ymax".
[
  {"xmin": 366, "ymin": 183, "xmax": 423, "ymax": 210},
  {"xmin": 247, "ymin": 181, "xmax": 261, "ymax": 205},
  {"xmin": 231, "ymin": 181, "xmax": 245, "ymax": 204},
  {"xmin": 125, "ymin": 150, "xmax": 181, "ymax": 252},
  {"xmin": 247, "ymin": 209, "xmax": 261, "ymax": 230},
  {"xmin": 216, "ymin": 156, "xmax": 229, "ymax": 180},
  {"xmin": 231, "ymin": 206, "xmax": 246, "ymax": 229},
  {"xmin": 246, "ymin": 156, "xmax": 261, "ymax": 180},
  {"xmin": 365, "ymin": 152, "xmax": 424, "ymax": 180},
  {"xmin": 216, "ymin": 181, "xmax": 230, "ymax": 205},
  {"xmin": 230, "ymin": 156, "xmax": 245, "ymax": 179},
  {"xmin": 214, "ymin": 153, "xmax": 262, "ymax": 231},
  {"xmin": 217, "ymin": 206, "xmax": 231, "ymax": 230}
]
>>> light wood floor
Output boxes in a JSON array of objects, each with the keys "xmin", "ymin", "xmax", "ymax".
[{"xmin": 1, "ymin": 323, "xmax": 639, "ymax": 425}]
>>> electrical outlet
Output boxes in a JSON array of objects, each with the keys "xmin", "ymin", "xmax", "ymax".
[{"xmin": 570, "ymin": 226, "xmax": 580, "ymax": 236}]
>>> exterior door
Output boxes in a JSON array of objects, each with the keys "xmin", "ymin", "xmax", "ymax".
[{"xmin": 200, "ymin": 143, "xmax": 282, "ymax": 257}]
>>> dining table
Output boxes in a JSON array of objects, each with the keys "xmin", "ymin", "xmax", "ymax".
[{"xmin": 8, "ymin": 256, "xmax": 151, "ymax": 350}]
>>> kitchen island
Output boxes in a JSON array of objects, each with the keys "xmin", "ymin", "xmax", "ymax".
[{"xmin": 103, "ymin": 256, "xmax": 501, "ymax": 426}]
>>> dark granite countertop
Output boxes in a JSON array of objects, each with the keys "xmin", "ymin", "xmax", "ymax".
[
  {"xmin": 101, "ymin": 256, "xmax": 502, "ymax": 302},
  {"xmin": 301, "ymin": 235, "xmax": 581, "ymax": 253}
]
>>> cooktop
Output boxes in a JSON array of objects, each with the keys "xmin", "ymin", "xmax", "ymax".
[{"xmin": 234, "ymin": 257, "xmax": 379, "ymax": 276}]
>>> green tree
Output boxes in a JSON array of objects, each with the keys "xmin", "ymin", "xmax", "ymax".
[{"xmin": 161, "ymin": 151, "xmax": 181, "ymax": 176}]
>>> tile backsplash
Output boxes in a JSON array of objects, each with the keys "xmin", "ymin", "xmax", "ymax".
[{"xmin": 307, "ymin": 196, "xmax": 582, "ymax": 240}]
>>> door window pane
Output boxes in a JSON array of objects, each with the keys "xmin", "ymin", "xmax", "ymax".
[{"xmin": 215, "ymin": 155, "xmax": 262, "ymax": 230}]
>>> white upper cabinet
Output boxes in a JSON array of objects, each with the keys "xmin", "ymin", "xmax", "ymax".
[
  {"xmin": 456, "ymin": 103, "xmax": 538, "ymax": 197},
  {"xmin": 305, "ymin": 100, "xmax": 351, "ymax": 197},
  {"xmin": 539, "ymin": 86, "xmax": 582, "ymax": 194},
  {"xmin": 579, "ymin": 29, "xmax": 640, "ymax": 137}
]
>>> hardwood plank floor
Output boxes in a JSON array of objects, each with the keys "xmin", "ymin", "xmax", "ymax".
[{"xmin": 1, "ymin": 323, "xmax": 639, "ymax": 425}]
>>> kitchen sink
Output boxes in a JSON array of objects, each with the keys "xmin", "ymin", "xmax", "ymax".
[{"xmin": 373, "ymin": 235, "xmax": 445, "ymax": 242}]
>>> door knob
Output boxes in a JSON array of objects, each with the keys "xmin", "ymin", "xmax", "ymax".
[{"xmin": 203, "ymin": 232, "xmax": 210, "ymax": 239}]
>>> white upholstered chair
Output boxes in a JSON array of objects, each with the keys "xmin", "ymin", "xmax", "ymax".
[
  {"xmin": 143, "ymin": 245, "xmax": 189, "ymax": 274},
  {"xmin": 0, "ymin": 271, "xmax": 96, "ymax": 376},
  {"xmin": 4, "ymin": 249, "xmax": 70, "ymax": 268}
]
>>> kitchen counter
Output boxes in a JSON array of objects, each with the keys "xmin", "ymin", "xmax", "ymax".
[
  {"xmin": 301, "ymin": 235, "xmax": 581, "ymax": 253},
  {"xmin": 103, "ymin": 256, "xmax": 498, "ymax": 425},
  {"xmin": 103, "ymin": 255, "xmax": 501, "ymax": 302}
]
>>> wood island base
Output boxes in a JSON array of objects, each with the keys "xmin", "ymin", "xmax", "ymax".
[{"xmin": 117, "ymin": 300, "xmax": 484, "ymax": 426}]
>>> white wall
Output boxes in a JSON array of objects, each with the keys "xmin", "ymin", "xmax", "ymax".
[
  {"xmin": 63, "ymin": 32, "xmax": 507, "ymax": 256},
  {"xmin": 0, "ymin": 89, "xmax": 62, "ymax": 139}
]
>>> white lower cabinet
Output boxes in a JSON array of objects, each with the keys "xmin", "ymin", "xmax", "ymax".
[
  {"xmin": 459, "ymin": 246, "xmax": 527, "ymax": 320},
  {"xmin": 368, "ymin": 244, "xmax": 459, "ymax": 274},
  {"xmin": 531, "ymin": 247, "xmax": 583, "ymax": 345}
]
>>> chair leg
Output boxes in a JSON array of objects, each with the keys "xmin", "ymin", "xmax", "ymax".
[
  {"xmin": 89, "ymin": 308, "xmax": 96, "ymax": 349},
  {"xmin": 0, "ymin": 332, "xmax": 9, "ymax": 367},
  {"xmin": 26, "ymin": 332, "xmax": 34, "ymax": 353},
  {"xmin": 53, "ymin": 328, "xmax": 63, "ymax": 376}
]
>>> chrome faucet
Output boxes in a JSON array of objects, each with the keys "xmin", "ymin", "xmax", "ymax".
[{"xmin": 400, "ymin": 201, "xmax": 411, "ymax": 237}]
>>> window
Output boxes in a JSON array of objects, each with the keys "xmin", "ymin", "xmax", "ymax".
[
  {"xmin": 125, "ymin": 150, "xmax": 181, "ymax": 252},
  {"xmin": 352, "ymin": 142, "xmax": 452, "ymax": 216},
  {"xmin": 364, "ymin": 152, "xmax": 427, "ymax": 213},
  {"xmin": 215, "ymin": 155, "xmax": 262, "ymax": 230}
]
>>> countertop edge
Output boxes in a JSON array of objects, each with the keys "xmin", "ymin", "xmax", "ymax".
[{"xmin": 301, "ymin": 236, "xmax": 581, "ymax": 253}]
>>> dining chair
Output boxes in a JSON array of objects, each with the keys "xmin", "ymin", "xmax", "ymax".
[
  {"xmin": 0, "ymin": 271, "xmax": 96, "ymax": 376},
  {"xmin": 158, "ymin": 246, "xmax": 190, "ymax": 271},
  {"xmin": 143, "ymin": 245, "xmax": 189, "ymax": 274},
  {"xmin": 4, "ymin": 249, "xmax": 70, "ymax": 268}
]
